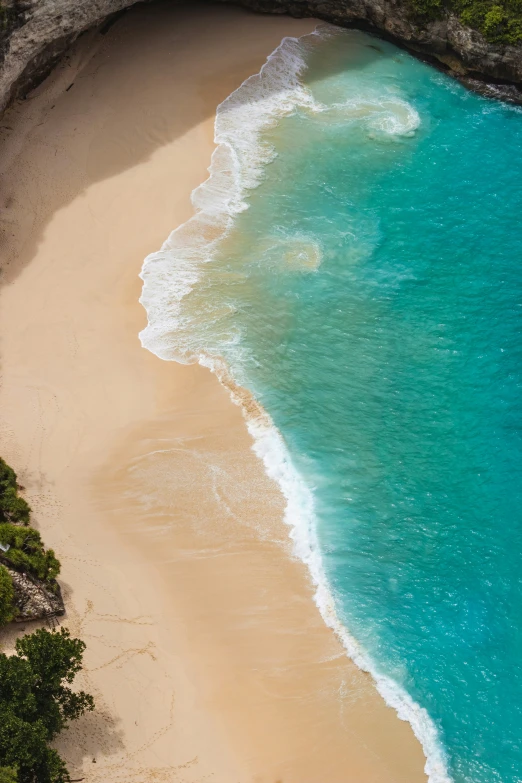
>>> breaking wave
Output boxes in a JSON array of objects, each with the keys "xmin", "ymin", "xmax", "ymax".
[{"xmin": 139, "ymin": 25, "xmax": 448, "ymax": 783}]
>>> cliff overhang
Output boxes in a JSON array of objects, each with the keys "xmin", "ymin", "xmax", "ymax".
[{"xmin": 0, "ymin": 0, "xmax": 521, "ymax": 117}]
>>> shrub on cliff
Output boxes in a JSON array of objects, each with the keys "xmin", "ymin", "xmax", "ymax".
[
  {"xmin": 0, "ymin": 459, "xmax": 30, "ymax": 526},
  {"xmin": 0, "ymin": 524, "xmax": 60, "ymax": 585},
  {"xmin": 456, "ymin": 0, "xmax": 522, "ymax": 43},
  {"xmin": 410, "ymin": 0, "xmax": 522, "ymax": 43},
  {"xmin": 0, "ymin": 566, "xmax": 15, "ymax": 626},
  {"xmin": 0, "ymin": 628, "xmax": 95, "ymax": 783}
]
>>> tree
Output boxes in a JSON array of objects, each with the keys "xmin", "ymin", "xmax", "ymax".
[
  {"xmin": 0, "ymin": 459, "xmax": 17, "ymax": 491},
  {"xmin": 0, "ymin": 628, "xmax": 94, "ymax": 783},
  {"xmin": 0, "ymin": 525, "xmax": 60, "ymax": 584},
  {"xmin": 0, "ymin": 566, "xmax": 15, "ymax": 626},
  {"xmin": 0, "ymin": 460, "xmax": 30, "ymax": 526},
  {"xmin": 0, "ymin": 708, "xmax": 69, "ymax": 783},
  {"xmin": 0, "ymin": 768, "xmax": 18, "ymax": 783},
  {"xmin": 15, "ymin": 629, "xmax": 94, "ymax": 739}
]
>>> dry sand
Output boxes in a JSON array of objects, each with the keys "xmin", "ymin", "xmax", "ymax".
[{"xmin": 0, "ymin": 3, "xmax": 428, "ymax": 781}]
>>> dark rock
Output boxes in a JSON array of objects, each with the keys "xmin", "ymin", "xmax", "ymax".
[
  {"xmin": 0, "ymin": 0, "xmax": 141, "ymax": 115},
  {"xmin": 6, "ymin": 567, "xmax": 65, "ymax": 622}
]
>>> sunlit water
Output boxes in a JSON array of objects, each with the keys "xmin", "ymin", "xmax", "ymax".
[{"xmin": 140, "ymin": 28, "xmax": 522, "ymax": 783}]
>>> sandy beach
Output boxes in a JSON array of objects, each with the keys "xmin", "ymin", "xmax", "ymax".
[{"xmin": 0, "ymin": 3, "xmax": 428, "ymax": 781}]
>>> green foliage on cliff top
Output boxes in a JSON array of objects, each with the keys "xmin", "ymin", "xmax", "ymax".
[
  {"xmin": 0, "ymin": 566, "xmax": 15, "ymax": 626},
  {"xmin": 0, "ymin": 628, "xmax": 95, "ymax": 783},
  {"xmin": 410, "ymin": 0, "xmax": 522, "ymax": 43},
  {"xmin": 0, "ymin": 524, "xmax": 60, "ymax": 585},
  {"xmin": 0, "ymin": 459, "xmax": 31, "ymax": 526}
]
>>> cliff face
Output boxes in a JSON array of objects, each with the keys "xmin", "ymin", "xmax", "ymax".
[
  {"xmin": 0, "ymin": 0, "xmax": 521, "ymax": 116},
  {"xmin": 0, "ymin": 0, "xmax": 137, "ymax": 114}
]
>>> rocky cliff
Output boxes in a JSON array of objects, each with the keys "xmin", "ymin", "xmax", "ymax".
[
  {"xmin": 0, "ymin": 0, "xmax": 138, "ymax": 114},
  {"xmin": 0, "ymin": 0, "xmax": 521, "ymax": 114}
]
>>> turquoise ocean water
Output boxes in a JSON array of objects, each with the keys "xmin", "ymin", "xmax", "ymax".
[{"xmin": 140, "ymin": 27, "xmax": 522, "ymax": 783}]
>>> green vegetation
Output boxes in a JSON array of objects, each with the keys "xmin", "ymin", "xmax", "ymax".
[
  {"xmin": 0, "ymin": 4, "xmax": 9, "ymax": 34},
  {"xmin": 0, "ymin": 458, "xmax": 61, "ymax": 625},
  {"xmin": 0, "ymin": 566, "xmax": 15, "ymax": 626},
  {"xmin": 410, "ymin": 0, "xmax": 522, "ymax": 43},
  {"xmin": 0, "ymin": 524, "xmax": 60, "ymax": 585},
  {"xmin": 0, "ymin": 459, "xmax": 31, "ymax": 526},
  {"xmin": 0, "ymin": 628, "xmax": 95, "ymax": 783},
  {"xmin": 0, "ymin": 458, "xmax": 93, "ymax": 781}
]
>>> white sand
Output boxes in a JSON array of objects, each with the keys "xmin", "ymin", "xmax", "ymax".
[{"xmin": 0, "ymin": 3, "xmax": 428, "ymax": 781}]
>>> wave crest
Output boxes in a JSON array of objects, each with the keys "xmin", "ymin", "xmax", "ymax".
[
  {"xmin": 139, "ymin": 29, "xmax": 324, "ymax": 362},
  {"xmin": 139, "ymin": 26, "xmax": 448, "ymax": 783}
]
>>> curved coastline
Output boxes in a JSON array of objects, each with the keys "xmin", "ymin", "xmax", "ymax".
[
  {"xmin": 0, "ymin": 3, "xmax": 432, "ymax": 780},
  {"xmin": 204, "ymin": 357, "xmax": 451, "ymax": 783},
  {"xmin": 139, "ymin": 27, "xmax": 450, "ymax": 783}
]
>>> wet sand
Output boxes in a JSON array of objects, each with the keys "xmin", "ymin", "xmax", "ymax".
[{"xmin": 0, "ymin": 3, "xmax": 428, "ymax": 781}]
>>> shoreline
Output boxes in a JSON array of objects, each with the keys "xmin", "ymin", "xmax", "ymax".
[
  {"xmin": 0, "ymin": 3, "xmax": 429, "ymax": 781},
  {"xmin": 211, "ymin": 359, "xmax": 450, "ymax": 783},
  {"xmin": 136, "ymin": 23, "xmax": 446, "ymax": 779}
]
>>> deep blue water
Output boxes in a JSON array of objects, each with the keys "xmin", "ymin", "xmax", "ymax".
[{"xmin": 141, "ymin": 28, "xmax": 522, "ymax": 783}]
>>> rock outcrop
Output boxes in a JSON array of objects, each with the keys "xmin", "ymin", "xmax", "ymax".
[
  {"xmin": 6, "ymin": 566, "xmax": 65, "ymax": 622},
  {"xmin": 0, "ymin": 0, "xmax": 137, "ymax": 114},
  {"xmin": 0, "ymin": 0, "xmax": 521, "ymax": 114}
]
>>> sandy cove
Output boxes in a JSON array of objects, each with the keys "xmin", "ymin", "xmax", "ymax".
[{"xmin": 0, "ymin": 3, "xmax": 427, "ymax": 781}]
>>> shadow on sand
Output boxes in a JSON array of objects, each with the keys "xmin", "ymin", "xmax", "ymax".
[{"xmin": 0, "ymin": 0, "xmax": 387, "ymax": 289}]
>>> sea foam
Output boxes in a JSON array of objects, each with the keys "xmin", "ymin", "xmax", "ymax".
[
  {"xmin": 139, "ymin": 26, "xmax": 450, "ymax": 783},
  {"xmin": 140, "ymin": 29, "xmax": 323, "ymax": 362}
]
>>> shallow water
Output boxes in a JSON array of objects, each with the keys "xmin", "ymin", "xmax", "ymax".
[{"xmin": 141, "ymin": 28, "xmax": 522, "ymax": 783}]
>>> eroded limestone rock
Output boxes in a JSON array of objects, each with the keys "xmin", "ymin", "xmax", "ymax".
[{"xmin": 7, "ymin": 567, "xmax": 65, "ymax": 622}]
